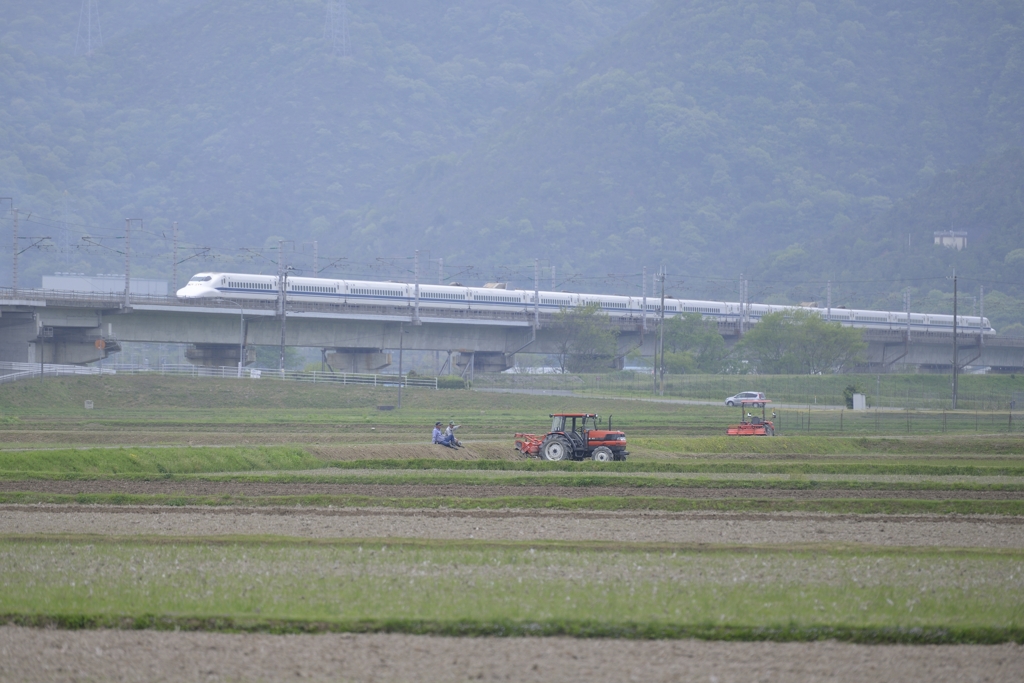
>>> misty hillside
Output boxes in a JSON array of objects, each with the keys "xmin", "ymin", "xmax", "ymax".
[
  {"xmin": 380, "ymin": 0, "xmax": 1024, "ymax": 284},
  {"xmin": 0, "ymin": 0, "xmax": 651, "ymax": 278},
  {"xmin": 1, "ymin": 0, "xmax": 1022, "ymax": 328}
]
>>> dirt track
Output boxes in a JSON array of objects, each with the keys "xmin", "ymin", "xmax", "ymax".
[
  {"xmin": 1, "ymin": 626, "xmax": 1021, "ymax": 683},
  {"xmin": 2, "ymin": 479, "xmax": 1019, "ymax": 500},
  {"xmin": 3, "ymin": 505, "xmax": 1021, "ymax": 547}
]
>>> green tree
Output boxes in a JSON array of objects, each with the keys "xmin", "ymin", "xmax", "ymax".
[
  {"xmin": 550, "ymin": 302, "xmax": 619, "ymax": 373},
  {"xmin": 254, "ymin": 345, "xmax": 305, "ymax": 371},
  {"xmin": 662, "ymin": 312, "xmax": 729, "ymax": 373},
  {"xmin": 740, "ymin": 311, "xmax": 865, "ymax": 375},
  {"xmin": 737, "ymin": 312, "xmax": 799, "ymax": 374},
  {"xmin": 791, "ymin": 313, "xmax": 867, "ymax": 375}
]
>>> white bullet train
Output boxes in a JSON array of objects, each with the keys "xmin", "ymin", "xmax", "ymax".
[{"xmin": 178, "ymin": 272, "xmax": 995, "ymax": 335}]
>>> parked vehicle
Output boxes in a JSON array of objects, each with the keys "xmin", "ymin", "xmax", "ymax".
[
  {"xmin": 725, "ymin": 391, "xmax": 766, "ymax": 407},
  {"xmin": 726, "ymin": 401, "xmax": 776, "ymax": 437}
]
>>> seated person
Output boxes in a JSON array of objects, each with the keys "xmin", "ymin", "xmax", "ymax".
[{"xmin": 432, "ymin": 421, "xmax": 456, "ymax": 448}]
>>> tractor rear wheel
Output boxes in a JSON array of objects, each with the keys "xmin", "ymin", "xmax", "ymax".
[
  {"xmin": 591, "ymin": 446, "xmax": 614, "ymax": 463},
  {"xmin": 541, "ymin": 436, "xmax": 571, "ymax": 462}
]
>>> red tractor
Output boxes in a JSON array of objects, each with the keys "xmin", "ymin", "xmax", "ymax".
[
  {"xmin": 515, "ymin": 413, "xmax": 628, "ymax": 462},
  {"xmin": 726, "ymin": 400, "xmax": 776, "ymax": 436}
]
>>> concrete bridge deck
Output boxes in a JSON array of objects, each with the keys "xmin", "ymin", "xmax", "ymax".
[{"xmin": 1, "ymin": 288, "xmax": 1022, "ymax": 373}]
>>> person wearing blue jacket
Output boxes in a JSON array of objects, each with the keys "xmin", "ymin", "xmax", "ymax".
[{"xmin": 432, "ymin": 421, "xmax": 456, "ymax": 448}]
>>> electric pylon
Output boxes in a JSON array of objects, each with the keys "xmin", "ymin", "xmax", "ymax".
[
  {"xmin": 324, "ymin": 0, "xmax": 351, "ymax": 57},
  {"xmin": 76, "ymin": 0, "xmax": 104, "ymax": 56}
]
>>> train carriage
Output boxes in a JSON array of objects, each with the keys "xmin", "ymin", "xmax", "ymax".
[{"xmin": 177, "ymin": 272, "xmax": 994, "ymax": 335}]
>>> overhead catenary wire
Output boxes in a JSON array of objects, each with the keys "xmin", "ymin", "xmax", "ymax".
[{"xmin": 7, "ymin": 207, "xmax": 1022, "ymax": 305}]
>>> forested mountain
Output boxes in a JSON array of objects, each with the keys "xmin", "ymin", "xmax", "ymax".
[
  {"xmin": 379, "ymin": 1, "xmax": 1024, "ymax": 291},
  {"xmin": 0, "ymin": 0, "xmax": 651, "ymax": 279},
  {"xmin": 1, "ymin": 0, "xmax": 1022, "ymax": 330}
]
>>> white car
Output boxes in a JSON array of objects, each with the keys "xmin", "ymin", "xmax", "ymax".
[{"xmin": 725, "ymin": 391, "xmax": 766, "ymax": 407}]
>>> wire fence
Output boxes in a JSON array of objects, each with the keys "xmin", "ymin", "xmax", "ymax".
[
  {"xmin": 476, "ymin": 371, "xmax": 1021, "ymax": 411},
  {"xmin": 770, "ymin": 407, "xmax": 1019, "ymax": 435}
]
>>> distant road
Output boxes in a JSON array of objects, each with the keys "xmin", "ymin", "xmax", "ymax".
[{"xmin": 472, "ymin": 387, "xmax": 846, "ymax": 410}]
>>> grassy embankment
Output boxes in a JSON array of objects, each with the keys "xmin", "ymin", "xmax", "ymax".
[
  {"xmin": 0, "ymin": 373, "xmax": 1021, "ymax": 515},
  {"xmin": 0, "ymin": 375, "xmax": 1020, "ymax": 440}
]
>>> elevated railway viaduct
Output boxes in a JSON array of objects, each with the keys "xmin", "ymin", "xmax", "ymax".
[{"xmin": 1, "ymin": 289, "xmax": 1022, "ymax": 374}]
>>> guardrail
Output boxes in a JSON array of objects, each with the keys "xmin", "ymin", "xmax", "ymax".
[
  {"xmin": 0, "ymin": 358, "xmax": 438, "ymax": 388},
  {"xmin": 0, "ymin": 361, "xmax": 117, "ymax": 384},
  {"xmin": 102, "ymin": 363, "xmax": 439, "ymax": 388}
]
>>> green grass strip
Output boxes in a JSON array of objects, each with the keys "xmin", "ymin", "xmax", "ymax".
[
  {"xmin": 4, "ymin": 533, "xmax": 1019, "ymax": 558},
  {"xmin": 2, "ymin": 613, "xmax": 1020, "ymax": 644},
  {"xmin": 633, "ymin": 435, "xmax": 1024, "ymax": 456},
  {"xmin": 0, "ymin": 447, "xmax": 322, "ymax": 475},
  {"xmin": 3, "ymin": 470, "xmax": 1023, "ymax": 492},
  {"xmin": 2, "ymin": 491, "xmax": 1022, "ymax": 515},
  {"xmin": 325, "ymin": 459, "xmax": 1024, "ymax": 476}
]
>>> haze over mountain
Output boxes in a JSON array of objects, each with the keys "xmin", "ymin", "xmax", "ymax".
[{"xmin": 1, "ymin": 0, "xmax": 1022, "ymax": 329}]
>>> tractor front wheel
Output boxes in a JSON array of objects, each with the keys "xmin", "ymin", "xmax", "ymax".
[
  {"xmin": 541, "ymin": 436, "xmax": 572, "ymax": 462},
  {"xmin": 591, "ymin": 446, "xmax": 614, "ymax": 463}
]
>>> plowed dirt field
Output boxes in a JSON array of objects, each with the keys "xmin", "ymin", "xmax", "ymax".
[
  {"xmin": 2, "ymin": 479, "xmax": 1019, "ymax": 499},
  {"xmin": 1, "ymin": 626, "xmax": 1020, "ymax": 683},
  {"xmin": 4, "ymin": 504, "xmax": 1021, "ymax": 547}
]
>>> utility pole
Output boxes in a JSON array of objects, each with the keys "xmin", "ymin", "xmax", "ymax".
[
  {"xmin": 642, "ymin": 266, "xmax": 647, "ymax": 332},
  {"xmin": 397, "ymin": 322, "xmax": 404, "ymax": 409},
  {"xmin": 124, "ymin": 219, "xmax": 130, "ymax": 307},
  {"xmin": 1, "ymin": 200, "xmax": 15, "ymax": 295},
  {"xmin": 237, "ymin": 304, "xmax": 245, "ymax": 378},
  {"xmin": 313, "ymin": 240, "xmax": 318, "ymax": 276},
  {"xmin": 952, "ymin": 270, "xmax": 958, "ymax": 410},
  {"xmin": 171, "ymin": 221, "xmax": 178, "ymax": 292},
  {"xmin": 905, "ymin": 289, "xmax": 911, "ymax": 342},
  {"xmin": 61, "ymin": 191, "xmax": 70, "ymax": 267},
  {"xmin": 827, "ymin": 280, "xmax": 832, "ymax": 322},
  {"xmin": 659, "ymin": 267, "xmax": 666, "ymax": 396},
  {"xmin": 124, "ymin": 219, "xmax": 142, "ymax": 307},
  {"xmin": 12, "ymin": 207, "xmax": 18, "ymax": 295},
  {"xmin": 744, "ymin": 278, "xmax": 749, "ymax": 330},
  {"xmin": 739, "ymin": 275, "xmax": 745, "ymax": 335},
  {"xmin": 533, "ymin": 258, "xmax": 539, "ymax": 329},
  {"xmin": 737, "ymin": 274, "xmax": 745, "ymax": 335},
  {"xmin": 413, "ymin": 250, "xmax": 421, "ymax": 325},
  {"xmin": 980, "ymin": 285, "xmax": 985, "ymax": 347},
  {"xmin": 436, "ymin": 258, "xmax": 443, "ymax": 372},
  {"xmin": 278, "ymin": 240, "xmax": 287, "ymax": 371},
  {"xmin": 551, "ymin": 265, "xmax": 555, "ymax": 290}
]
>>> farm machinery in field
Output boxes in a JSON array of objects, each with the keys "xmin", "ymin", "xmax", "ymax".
[
  {"xmin": 515, "ymin": 413, "xmax": 628, "ymax": 462},
  {"xmin": 726, "ymin": 400, "xmax": 776, "ymax": 436}
]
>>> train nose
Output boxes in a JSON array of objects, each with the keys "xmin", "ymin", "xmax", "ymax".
[{"xmin": 177, "ymin": 285, "xmax": 212, "ymax": 298}]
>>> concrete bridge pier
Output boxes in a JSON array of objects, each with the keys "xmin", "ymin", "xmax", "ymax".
[
  {"xmin": 325, "ymin": 348, "xmax": 392, "ymax": 373},
  {"xmin": 0, "ymin": 313, "xmax": 37, "ymax": 363},
  {"xmin": 1, "ymin": 310, "xmax": 119, "ymax": 364},
  {"xmin": 455, "ymin": 351, "xmax": 515, "ymax": 376}
]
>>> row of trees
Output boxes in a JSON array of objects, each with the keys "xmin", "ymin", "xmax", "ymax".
[{"xmin": 549, "ymin": 305, "xmax": 866, "ymax": 375}]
